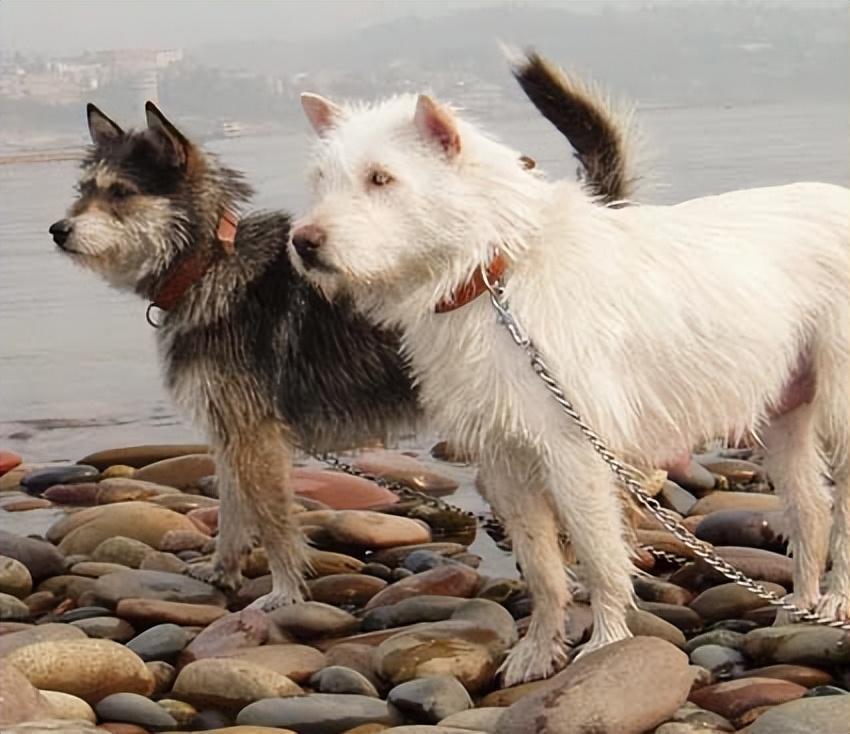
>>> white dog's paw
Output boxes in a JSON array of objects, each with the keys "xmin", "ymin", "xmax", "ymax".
[
  {"xmin": 498, "ymin": 635, "xmax": 570, "ymax": 687},
  {"xmin": 247, "ymin": 588, "xmax": 304, "ymax": 612},
  {"xmin": 574, "ymin": 619, "xmax": 632, "ymax": 660},
  {"xmin": 186, "ymin": 560, "xmax": 243, "ymax": 592},
  {"xmin": 814, "ymin": 590, "xmax": 850, "ymax": 623}
]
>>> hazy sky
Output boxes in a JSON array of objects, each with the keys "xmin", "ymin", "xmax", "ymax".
[{"xmin": 0, "ymin": 0, "xmax": 542, "ymax": 56}]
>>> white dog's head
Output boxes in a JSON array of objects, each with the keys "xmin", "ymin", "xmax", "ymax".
[{"xmin": 290, "ymin": 93, "xmax": 545, "ymax": 303}]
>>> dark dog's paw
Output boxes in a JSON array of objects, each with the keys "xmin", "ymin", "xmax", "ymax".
[{"xmin": 186, "ymin": 560, "xmax": 243, "ymax": 591}]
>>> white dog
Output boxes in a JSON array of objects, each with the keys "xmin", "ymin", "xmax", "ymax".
[{"xmin": 288, "ymin": 77, "xmax": 850, "ymax": 685}]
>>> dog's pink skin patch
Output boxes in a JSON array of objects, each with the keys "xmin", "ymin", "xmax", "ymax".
[{"xmin": 661, "ymin": 358, "xmax": 814, "ymax": 473}]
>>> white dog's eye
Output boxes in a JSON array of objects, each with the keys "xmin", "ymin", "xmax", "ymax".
[{"xmin": 368, "ymin": 169, "xmax": 394, "ymax": 187}]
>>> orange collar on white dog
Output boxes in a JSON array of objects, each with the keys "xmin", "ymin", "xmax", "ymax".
[{"xmin": 434, "ymin": 251, "xmax": 508, "ymax": 314}]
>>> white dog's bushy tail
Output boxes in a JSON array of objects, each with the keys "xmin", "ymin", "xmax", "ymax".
[{"xmin": 508, "ymin": 49, "xmax": 640, "ymax": 204}]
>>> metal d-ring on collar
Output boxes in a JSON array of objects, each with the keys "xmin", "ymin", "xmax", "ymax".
[{"xmin": 145, "ymin": 302, "xmax": 163, "ymax": 329}]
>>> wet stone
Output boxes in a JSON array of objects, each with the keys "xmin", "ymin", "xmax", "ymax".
[
  {"xmin": 685, "ymin": 630, "xmax": 746, "ymax": 654},
  {"xmin": 90, "ymin": 569, "xmax": 226, "ymax": 609},
  {"xmin": 226, "ymin": 644, "xmax": 327, "ymax": 684},
  {"xmin": 353, "ymin": 450, "xmax": 459, "ymax": 494},
  {"xmin": 310, "ymin": 665, "xmax": 380, "ymax": 697},
  {"xmin": 131, "ymin": 453, "xmax": 215, "ymax": 489},
  {"xmin": 369, "ymin": 543, "xmax": 467, "ymax": 568},
  {"xmin": 308, "ymin": 573, "xmax": 387, "ymax": 607},
  {"xmin": 689, "ymin": 677, "xmax": 807, "ymax": 720},
  {"xmin": 180, "ymin": 608, "xmax": 269, "ymax": 665},
  {"xmin": 741, "ymin": 625, "xmax": 850, "ymax": 666},
  {"xmin": 94, "ymin": 692, "xmax": 177, "ymax": 729},
  {"xmin": 387, "ymin": 675, "xmax": 473, "ymax": 724},
  {"xmin": 116, "ymin": 598, "xmax": 228, "ymax": 626},
  {"xmin": 365, "ymin": 564, "xmax": 479, "ymax": 610},
  {"xmin": 362, "ymin": 596, "xmax": 467, "ymax": 632},
  {"xmin": 78, "ymin": 445, "xmax": 209, "ymax": 471},
  {"xmin": 21, "ymin": 465, "xmax": 98, "ymax": 495},
  {"xmin": 70, "ymin": 616, "xmax": 135, "ymax": 642},
  {"xmin": 736, "ymin": 664, "xmax": 833, "ymax": 688},
  {"xmin": 689, "ymin": 581, "xmax": 786, "ymax": 623},
  {"xmin": 746, "ymin": 695, "xmax": 850, "ymax": 734},
  {"xmin": 695, "ymin": 510, "xmax": 786, "ymax": 551},
  {"xmin": 237, "ymin": 693, "xmax": 401, "ymax": 732},
  {"xmin": 57, "ymin": 605, "xmax": 114, "ymax": 622},
  {"xmin": 268, "ymin": 601, "xmax": 359, "ymax": 639},
  {"xmin": 0, "ymin": 529, "xmax": 66, "ymax": 581},
  {"xmin": 126, "ymin": 623, "xmax": 189, "ymax": 661},
  {"xmin": 689, "ymin": 645, "xmax": 747, "ymax": 679},
  {"xmin": 0, "ymin": 555, "xmax": 33, "ymax": 598},
  {"xmin": 660, "ymin": 481, "xmax": 698, "ymax": 516}
]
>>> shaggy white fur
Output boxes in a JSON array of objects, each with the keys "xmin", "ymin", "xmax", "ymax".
[{"xmin": 290, "ymin": 91, "xmax": 850, "ymax": 685}]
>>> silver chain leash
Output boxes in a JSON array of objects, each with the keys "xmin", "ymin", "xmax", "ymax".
[{"xmin": 482, "ymin": 273, "xmax": 850, "ymax": 631}]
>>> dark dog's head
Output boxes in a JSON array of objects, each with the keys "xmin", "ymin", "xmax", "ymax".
[{"xmin": 51, "ymin": 103, "xmax": 251, "ymax": 293}]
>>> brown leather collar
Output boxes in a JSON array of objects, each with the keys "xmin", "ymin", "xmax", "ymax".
[
  {"xmin": 435, "ymin": 251, "xmax": 508, "ymax": 313},
  {"xmin": 149, "ymin": 209, "xmax": 239, "ymax": 314}
]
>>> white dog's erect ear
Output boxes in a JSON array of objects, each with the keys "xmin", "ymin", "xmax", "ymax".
[
  {"xmin": 414, "ymin": 95, "xmax": 461, "ymax": 158},
  {"xmin": 87, "ymin": 103, "xmax": 123, "ymax": 146},
  {"xmin": 301, "ymin": 93, "xmax": 343, "ymax": 136},
  {"xmin": 145, "ymin": 100, "xmax": 193, "ymax": 169}
]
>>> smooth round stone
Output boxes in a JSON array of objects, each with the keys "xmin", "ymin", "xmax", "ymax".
[
  {"xmin": 180, "ymin": 608, "xmax": 269, "ymax": 665},
  {"xmin": 0, "ymin": 721, "xmax": 103, "ymax": 734},
  {"xmin": 308, "ymin": 574, "xmax": 387, "ymax": 607},
  {"xmin": 0, "ymin": 592, "xmax": 30, "ymax": 620},
  {"xmin": 70, "ymin": 616, "xmax": 135, "ymax": 642},
  {"xmin": 132, "ymin": 454, "xmax": 215, "ymax": 489},
  {"xmin": 689, "ymin": 645, "xmax": 746, "ymax": 679},
  {"xmin": 116, "ymin": 598, "xmax": 228, "ymax": 626},
  {"xmin": 0, "ymin": 497, "xmax": 53, "ymax": 511},
  {"xmin": 324, "ymin": 643, "xmax": 382, "ymax": 688},
  {"xmin": 659, "ymin": 481, "xmax": 698, "ymax": 516},
  {"xmin": 697, "ymin": 546, "xmax": 793, "ymax": 587},
  {"xmin": 293, "ymin": 468, "xmax": 399, "ymax": 510},
  {"xmin": 308, "ymin": 548, "xmax": 365, "ymax": 577},
  {"xmin": 0, "ymin": 555, "xmax": 33, "ymax": 598},
  {"xmin": 685, "ymin": 630, "xmax": 746, "ymax": 654},
  {"xmin": 689, "ymin": 492, "xmax": 781, "ymax": 516},
  {"xmin": 737, "ymin": 664, "xmax": 833, "ymax": 688},
  {"xmin": 475, "ymin": 577, "xmax": 523, "ymax": 604},
  {"xmin": 638, "ymin": 601, "xmax": 703, "ymax": 633},
  {"xmin": 6, "ymin": 638, "xmax": 154, "ymax": 702},
  {"xmin": 393, "ymin": 568, "xmax": 414, "ymax": 581},
  {"xmin": 95, "ymin": 692, "xmax": 177, "ymax": 729},
  {"xmin": 689, "ymin": 581, "xmax": 786, "ymax": 623},
  {"xmin": 146, "ymin": 660, "xmax": 176, "ymax": 695},
  {"xmin": 324, "ymin": 511, "xmax": 432, "ymax": 549},
  {"xmin": 90, "ymin": 569, "xmax": 226, "ymax": 608},
  {"xmin": 362, "ymin": 596, "xmax": 468, "ymax": 632},
  {"xmin": 50, "ymin": 502, "xmax": 200, "ymax": 556},
  {"xmin": 480, "ymin": 678, "xmax": 552, "ymax": 707},
  {"xmin": 365, "ymin": 564, "xmax": 479, "ymax": 610},
  {"xmin": 746, "ymin": 695, "xmax": 850, "ymax": 734},
  {"xmin": 804, "ymin": 685, "xmax": 848, "ymax": 697},
  {"xmin": 140, "ymin": 550, "xmax": 189, "ymax": 574},
  {"xmin": 353, "ymin": 450, "xmax": 459, "ymax": 494},
  {"xmin": 742, "ymin": 625, "xmax": 850, "ymax": 666},
  {"xmin": 42, "ymin": 484, "xmax": 100, "ymax": 505},
  {"xmin": 21, "ymin": 465, "xmax": 98, "ymax": 495},
  {"xmin": 0, "ymin": 530, "xmax": 65, "ymax": 581},
  {"xmin": 37, "ymin": 574, "xmax": 96, "ymax": 601},
  {"xmin": 0, "ymin": 622, "xmax": 86, "ymax": 656},
  {"xmin": 689, "ymin": 677, "xmax": 807, "ymax": 720},
  {"xmin": 126, "ymin": 623, "xmax": 188, "ymax": 661},
  {"xmin": 70, "ymin": 562, "xmax": 130, "ymax": 578},
  {"xmin": 152, "ymin": 493, "xmax": 219, "ymax": 514},
  {"xmin": 173, "ymin": 658, "xmax": 302, "ymax": 711},
  {"xmin": 695, "ymin": 510, "xmax": 786, "ymax": 550},
  {"xmin": 697, "ymin": 458, "xmax": 764, "ymax": 483},
  {"xmin": 39, "ymin": 690, "xmax": 96, "ymax": 723},
  {"xmin": 237, "ymin": 693, "xmax": 401, "ymax": 732},
  {"xmin": 0, "ymin": 451, "xmax": 22, "ymax": 477},
  {"xmin": 100, "ymin": 465, "xmax": 136, "ymax": 478},
  {"xmin": 24, "ymin": 590, "xmax": 58, "ymax": 615},
  {"xmin": 158, "ymin": 529, "xmax": 210, "ymax": 552},
  {"xmin": 0, "ymin": 660, "xmax": 45, "ymax": 727},
  {"xmin": 403, "ymin": 550, "xmax": 464, "ymax": 573},
  {"xmin": 665, "ymin": 457, "xmax": 716, "ymax": 494},
  {"xmin": 78, "ymin": 445, "xmax": 209, "ymax": 471},
  {"xmin": 496, "ymin": 638, "xmax": 693, "ymax": 734},
  {"xmin": 388, "ymin": 675, "xmax": 473, "ymax": 724},
  {"xmin": 666, "ymin": 701, "xmax": 736, "ymax": 731},
  {"xmin": 634, "ymin": 576, "xmax": 693, "ymax": 606},
  {"xmin": 626, "ymin": 609, "xmax": 686, "ymax": 647},
  {"xmin": 361, "ymin": 562, "xmax": 394, "ymax": 581},
  {"xmin": 57, "ymin": 605, "xmax": 114, "ymax": 622},
  {"xmin": 439, "ymin": 707, "xmax": 506, "ymax": 731},
  {"xmin": 268, "ymin": 602, "xmax": 359, "ymax": 639},
  {"xmin": 310, "ymin": 666, "xmax": 379, "ymax": 697},
  {"xmin": 370, "ymin": 543, "xmax": 467, "ymax": 568},
  {"xmin": 228, "ymin": 644, "xmax": 327, "ymax": 684},
  {"xmin": 155, "ymin": 698, "xmax": 197, "ymax": 726}
]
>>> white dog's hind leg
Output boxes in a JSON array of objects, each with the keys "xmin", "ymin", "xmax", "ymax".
[
  {"xmin": 762, "ymin": 404, "xmax": 832, "ymax": 623},
  {"xmin": 545, "ymin": 442, "xmax": 635, "ymax": 656},
  {"xmin": 483, "ymin": 459, "xmax": 572, "ymax": 686},
  {"xmin": 817, "ymin": 459, "xmax": 850, "ymax": 621}
]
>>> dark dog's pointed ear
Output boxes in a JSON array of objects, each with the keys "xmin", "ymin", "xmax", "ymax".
[
  {"xmin": 87, "ymin": 103, "xmax": 123, "ymax": 146},
  {"xmin": 145, "ymin": 100, "xmax": 192, "ymax": 168}
]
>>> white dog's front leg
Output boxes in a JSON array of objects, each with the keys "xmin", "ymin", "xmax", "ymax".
[
  {"xmin": 481, "ymin": 457, "xmax": 572, "ymax": 686},
  {"xmin": 544, "ymin": 439, "xmax": 636, "ymax": 655}
]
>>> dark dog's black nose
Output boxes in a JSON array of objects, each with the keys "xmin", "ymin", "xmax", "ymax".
[
  {"xmin": 291, "ymin": 224, "xmax": 326, "ymax": 261},
  {"xmin": 49, "ymin": 219, "xmax": 72, "ymax": 247}
]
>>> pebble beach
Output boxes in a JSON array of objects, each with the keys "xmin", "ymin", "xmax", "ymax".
[{"xmin": 1, "ymin": 442, "xmax": 848, "ymax": 734}]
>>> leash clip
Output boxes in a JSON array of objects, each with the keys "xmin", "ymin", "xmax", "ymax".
[
  {"xmin": 145, "ymin": 302, "xmax": 163, "ymax": 329},
  {"xmin": 480, "ymin": 265, "xmax": 530, "ymax": 348}
]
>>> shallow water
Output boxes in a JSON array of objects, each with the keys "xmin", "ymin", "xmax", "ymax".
[{"xmin": 0, "ymin": 101, "xmax": 846, "ymax": 575}]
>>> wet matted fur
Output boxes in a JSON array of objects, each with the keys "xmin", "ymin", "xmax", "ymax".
[{"xmin": 51, "ymin": 54, "xmax": 639, "ymax": 610}]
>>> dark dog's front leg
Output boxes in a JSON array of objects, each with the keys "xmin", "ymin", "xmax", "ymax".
[{"xmin": 220, "ymin": 420, "xmax": 309, "ymax": 610}]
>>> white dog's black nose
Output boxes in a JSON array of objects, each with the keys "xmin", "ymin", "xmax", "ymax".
[
  {"xmin": 291, "ymin": 224, "xmax": 326, "ymax": 262},
  {"xmin": 49, "ymin": 219, "xmax": 73, "ymax": 247}
]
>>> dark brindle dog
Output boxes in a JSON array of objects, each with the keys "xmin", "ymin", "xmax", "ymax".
[{"xmin": 50, "ymin": 52, "xmax": 638, "ymax": 609}]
